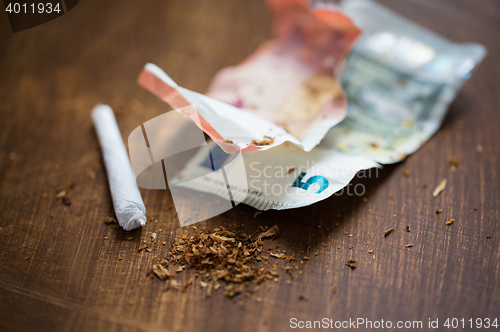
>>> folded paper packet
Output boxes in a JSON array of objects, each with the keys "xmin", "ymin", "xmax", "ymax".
[
  {"xmin": 166, "ymin": 0, "xmax": 486, "ymax": 212},
  {"xmin": 138, "ymin": 0, "xmax": 361, "ymax": 153}
]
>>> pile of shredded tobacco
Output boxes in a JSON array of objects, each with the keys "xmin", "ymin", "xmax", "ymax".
[{"xmin": 147, "ymin": 225, "xmax": 297, "ymax": 298}]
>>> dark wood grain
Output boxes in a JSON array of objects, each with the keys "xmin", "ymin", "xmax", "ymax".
[{"xmin": 0, "ymin": 1, "xmax": 499, "ymax": 331}]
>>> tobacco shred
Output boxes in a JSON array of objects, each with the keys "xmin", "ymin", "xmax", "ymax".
[
  {"xmin": 384, "ymin": 228, "xmax": 396, "ymax": 237},
  {"xmin": 448, "ymin": 156, "xmax": 459, "ymax": 172},
  {"xmin": 253, "ymin": 211, "xmax": 262, "ymax": 218},
  {"xmin": 446, "ymin": 219, "xmax": 455, "ymax": 225},
  {"xmin": 56, "ymin": 182, "xmax": 74, "ymax": 206},
  {"xmin": 181, "ymin": 278, "xmax": 194, "ymax": 293},
  {"xmin": 152, "ymin": 264, "xmax": 176, "ymax": 280},
  {"xmin": 255, "ymin": 225, "xmax": 279, "ymax": 242},
  {"xmin": 402, "ymin": 169, "xmax": 411, "ymax": 177},
  {"xmin": 56, "ymin": 182, "xmax": 74, "ymax": 197},
  {"xmin": 251, "ymin": 136, "xmax": 275, "ymax": 146},
  {"xmin": 345, "ymin": 259, "xmax": 357, "ymax": 269},
  {"xmin": 162, "ymin": 204, "xmax": 174, "ymax": 211},
  {"xmin": 104, "ymin": 217, "xmax": 117, "ymax": 224},
  {"xmin": 433, "ymin": 179, "xmax": 447, "ymax": 198},
  {"xmin": 448, "ymin": 156, "xmax": 458, "ymax": 164}
]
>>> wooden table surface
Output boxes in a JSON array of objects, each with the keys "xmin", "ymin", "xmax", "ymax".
[{"xmin": 1, "ymin": 0, "xmax": 499, "ymax": 331}]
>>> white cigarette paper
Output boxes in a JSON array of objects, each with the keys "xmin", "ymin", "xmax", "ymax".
[{"xmin": 91, "ymin": 104, "xmax": 147, "ymax": 231}]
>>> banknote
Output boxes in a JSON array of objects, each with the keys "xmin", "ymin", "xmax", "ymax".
[
  {"xmin": 206, "ymin": 0, "xmax": 361, "ymax": 145},
  {"xmin": 320, "ymin": 0, "xmax": 487, "ymax": 164},
  {"xmin": 173, "ymin": 140, "xmax": 378, "ymax": 212},
  {"xmin": 168, "ymin": 0, "xmax": 486, "ymax": 212}
]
